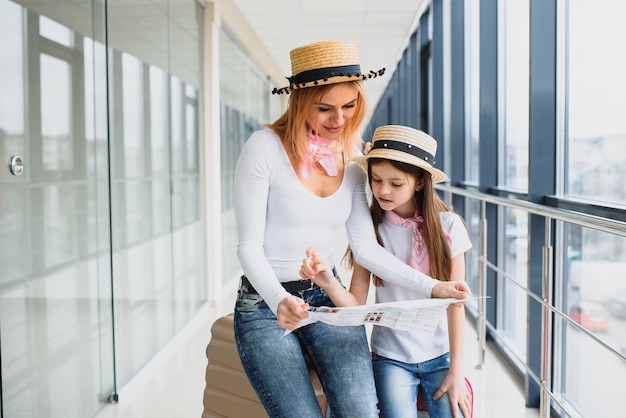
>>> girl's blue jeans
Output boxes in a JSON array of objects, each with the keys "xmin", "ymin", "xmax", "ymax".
[
  {"xmin": 373, "ymin": 352, "xmax": 463, "ymax": 418},
  {"xmin": 234, "ymin": 280, "xmax": 379, "ymax": 418}
]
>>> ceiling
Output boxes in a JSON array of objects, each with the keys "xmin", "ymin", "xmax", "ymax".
[
  {"xmin": 15, "ymin": 0, "xmax": 427, "ymax": 109},
  {"xmin": 231, "ymin": 0, "xmax": 427, "ymax": 107}
]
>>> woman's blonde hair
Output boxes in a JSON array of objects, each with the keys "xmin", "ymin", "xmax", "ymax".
[{"xmin": 267, "ymin": 81, "xmax": 367, "ymax": 165}]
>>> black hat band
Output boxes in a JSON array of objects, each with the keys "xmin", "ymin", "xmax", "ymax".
[
  {"xmin": 287, "ymin": 64, "xmax": 363, "ymax": 86},
  {"xmin": 370, "ymin": 140, "xmax": 436, "ymax": 166}
]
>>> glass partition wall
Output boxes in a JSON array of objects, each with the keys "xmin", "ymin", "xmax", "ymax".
[{"xmin": 0, "ymin": 1, "xmax": 205, "ymax": 416}]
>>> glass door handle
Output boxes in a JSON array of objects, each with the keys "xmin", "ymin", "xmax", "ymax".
[{"xmin": 8, "ymin": 155, "xmax": 24, "ymax": 176}]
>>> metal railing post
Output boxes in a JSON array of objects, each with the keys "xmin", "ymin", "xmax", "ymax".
[
  {"xmin": 476, "ymin": 200, "xmax": 487, "ymax": 369},
  {"xmin": 540, "ymin": 219, "xmax": 554, "ymax": 417}
]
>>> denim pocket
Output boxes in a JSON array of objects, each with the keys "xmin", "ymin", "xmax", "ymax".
[
  {"xmin": 235, "ymin": 288, "xmax": 276, "ymax": 325},
  {"xmin": 236, "ymin": 290, "xmax": 264, "ymax": 310}
]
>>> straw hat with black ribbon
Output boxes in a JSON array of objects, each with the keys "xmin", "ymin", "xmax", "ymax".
[
  {"xmin": 272, "ymin": 40, "xmax": 386, "ymax": 95},
  {"xmin": 353, "ymin": 125, "xmax": 448, "ymax": 184}
]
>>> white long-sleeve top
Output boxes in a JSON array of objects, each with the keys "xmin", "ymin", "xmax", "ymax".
[{"xmin": 234, "ymin": 128, "xmax": 437, "ymax": 314}]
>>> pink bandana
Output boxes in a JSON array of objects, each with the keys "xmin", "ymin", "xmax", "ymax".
[
  {"xmin": 385, "ymin": 210, "xmax": 452, "ymax": 275},
  {"xmin": 385, "ymin": 209, "xmax": 430, "ymax": 274},
  {"xmin": 302, "ymin": 132, "xmax": 341, "ymax": 178}
]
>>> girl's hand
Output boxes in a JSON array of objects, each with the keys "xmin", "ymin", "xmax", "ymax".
[
  {"xmin": 432, "ymin": 280, "xmax": 471, "ymax": 300},
  {"xmin": 276, "ymin": 296, "xmax": 309, "ymax": 330},
  {"xmin": 432, "ymin": 373, "xmax": 472, "ymax": 418},
  {"xmin": 299, "ymin": 247, "xmax": 339, "ymax": 289}
]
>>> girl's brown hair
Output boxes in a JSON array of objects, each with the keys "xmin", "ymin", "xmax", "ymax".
[
  {"xmin": 267, "ymin": 81, "xmax": 367, "ymax": 166},
  {"xmin": 345, "ymin": 158, "xmax": 455, "ymax": 286}
]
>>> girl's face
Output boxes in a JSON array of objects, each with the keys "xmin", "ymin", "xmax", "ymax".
[
  {"xmin": 370, "ymin": 161, "xmax": 423, "ymax": 218},
  {"xmin": 306, "ymin": 83, "xmax": 359, "ymax": 141}
]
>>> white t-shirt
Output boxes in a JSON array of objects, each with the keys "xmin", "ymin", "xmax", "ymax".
[
  {"xmin": 234, "ymin": 128, "xmax": 438, "ymax": 314},
  {"xmin": 371, "ymin": 211, "xmax": 472, "ymax": 363}
]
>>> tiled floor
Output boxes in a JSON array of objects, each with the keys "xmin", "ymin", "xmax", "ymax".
[{"xmin": 94, "ymin": 296, "xmax": 541, "ymax": 418}]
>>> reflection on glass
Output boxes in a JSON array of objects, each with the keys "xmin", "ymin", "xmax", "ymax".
[
  {"xmin": 124, "ymin": 180, "xmax": 150, "ymax": 243},
  {"xmin": 219, "ymin": 28, "xmax": 270, "ymax": 283},
  {"xmin": 566, "ymin": 1, "xmax": 626, "ymax": 205},
  {"xmin": 0, "ymin": 0, "xmax": 25, "ymax": 158},
  {"xmin": 110, "ymin": 0, "xmax": 203, "ymax": 396},
  {"xmin": 1, "ymin": 3, "xmax": 116, "ymax": 417},
  {"xmin": 561, "ymin": 225, "xmax": 625, "ymax": 417},
  {"xmin": 186, "ymin": 102, "xmax": 197, "ymax": 171},
  {"xmin": 152, "ymin": 179, "xmax": 171, "ymax": 235},
  {"xmin": 500, "ymin": 208, "xmax": 528, "ymax": 360},
  {"xmin": 39, "ymin": 15, "xmax": 73, "ymax": 47},
  {"xmin": 0, "ymin": 189, "xmax": 25, "ymax": 285},
  {"xmin": 41, "ymin": 53, "xmax": 72, "ymax": 171},
  {"xmin": 501, "ymin": 0, "xmax": 529, "ymax": 190},
  {"xmin": 186, "ymin": 83, "xmax": 197, "ymax": 98},
  {"xmin": 248, "ymin": 67, "xmax": 268, "ymax": 123},
  {"xmin": 43, "ymin": 185, "xmax": 75, "ymax": 268},
  {"xmin": 150, "ymin": 66, "xmax": 169, "ymax": 175},
  {"xmin": 464, "ymin": 199, "xmax": 481, "ymax": 313},
  {"xmin": 171, "ymin": 76, "xmax": 183, "ymax": 173},
  {"xmin": 122, "ymin": 53, "xmax": 145, "ymax": 177},
  {"xmin": 220, "ymin": 30, "xmax": 247, "ymax": 111},
  {"xmin": 464, "ymin": 0, "xmax": 480, "ymax": 183}
]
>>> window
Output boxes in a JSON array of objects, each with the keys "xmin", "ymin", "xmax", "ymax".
[
  {"xmin": 219, "ymin": 28, "xmax": 274, "ymax": 283},
  {"xmin": 464, "ymin": 0, "xmax": 480, "ymax": 184},
  {"xmin": 500, "ymin": 0, "xmax": 529, "ymax": 191},
  {"xmin": 565, "ymin": 1, "xmax": 626, "ymax": 205}
]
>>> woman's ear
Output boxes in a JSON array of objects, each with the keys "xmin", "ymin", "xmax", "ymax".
[{"xmin": 415, "ymin": 178, "xmax": 425, "ymax": 192}]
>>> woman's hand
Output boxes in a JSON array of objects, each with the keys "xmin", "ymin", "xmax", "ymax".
[{"xmin": 276, "ymin": 296, "xmax": 309, "ymax": 330}]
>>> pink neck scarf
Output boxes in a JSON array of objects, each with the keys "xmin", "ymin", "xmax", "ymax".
[
  {"xmin": 385, "ymin": 209, "xmax": 430, "ymax": 274},
  {"xmin": 302, "ymin": 132, "xmax": 341, "ymax": 178}
]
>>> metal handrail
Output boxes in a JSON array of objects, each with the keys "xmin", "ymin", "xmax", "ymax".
[
  {"xmin": 435, "ymin": 183, "xmax": 626, "ymax": 417},
  {"xmin": 435, "ymin": 184, "xmax": 626, "ymax": 237}
]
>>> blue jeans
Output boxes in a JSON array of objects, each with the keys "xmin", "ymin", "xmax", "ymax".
[
  {"xmin": 373, "ymin": 352, "xmax": 463, "ymax": 418},
  {"xmin": 234, "ymin": 280, "xmax": 379, "ymax": 418}
]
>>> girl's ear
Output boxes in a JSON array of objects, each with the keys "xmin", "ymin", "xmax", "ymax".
[{"xmin": 415, "ymin": 178, "xmax": 425, "ymax": 192}]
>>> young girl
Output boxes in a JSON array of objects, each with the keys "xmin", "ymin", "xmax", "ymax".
[{"xmin": 300, "ymin": 125, "xmax": 473, "ymax": 418}]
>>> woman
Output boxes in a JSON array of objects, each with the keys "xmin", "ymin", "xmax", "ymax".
[{"xmin": 234, "ymin": 40, "xmax": 470, "ymax": 418}]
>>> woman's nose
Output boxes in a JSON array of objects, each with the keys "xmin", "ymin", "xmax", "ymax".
[{"xmin": 332, "ymin": 110, "xmax": 345, "ymax": 125}]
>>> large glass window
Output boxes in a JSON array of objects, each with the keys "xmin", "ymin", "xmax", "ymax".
[
  {"xmin": 122, "ymin": 53, "xmax": 145, "ymax": 178},
  {"xmin": 109, "ymin": 10, "xmax": 204, "ymax": 388},
  {"xmin": 558, "ymin": 225, "xmax": 625, "ymax": 416},
  {"xmin": 367, "ymin": 1, "xmax": 626, "ymax": 416},
  {"xmin": 41, "ymin": 54, "xmax": 73, "ymax": 171},
  {"xmin": 39, "ymin": 15, "xmax": 72, "ymax": 47},
  {"xmin": 565, "ymin": 1, "xmax": 626, "ymax": 205},
  {"xmin": 0, "ymin": 0, "xmax": 26, "ymax": 282},
  {"xmin": 499, "ymin": 207, "xmax": 528, "ymax": 362},
  {"xmin": 219, "ymin": 28, "xmax": 275, "ymax": 284},
  {"xmin": 0, "ymin": 3, "xmax": 115, "ymax": 417},
  {"xmin": 1, "ymin": 1, "xmax": 205, "ymax": 416},
  {"xmin": 150, "ymin": 66, "xmax": 172, "ymax": 236},
  {"xmin": 500, "ymin": 0, "xmax": 529, "ymax": 191},
  {"xmin": 464, "ymin": 0, "xmax": 480, "ymax": 184},
  {"xmin": 464, "ymin": 199, "xmax": 481, "ymax": 309},
  {"xmin": 495, "ymin": 0, "xmax": 530, "ymax": 370}
]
